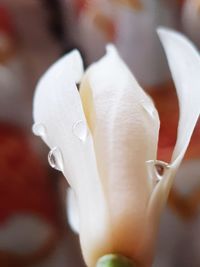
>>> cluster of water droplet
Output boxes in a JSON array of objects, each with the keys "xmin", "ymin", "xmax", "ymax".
[{"xmin": 32, "ymin": 120, "xmax": 88, "ymax": 171}]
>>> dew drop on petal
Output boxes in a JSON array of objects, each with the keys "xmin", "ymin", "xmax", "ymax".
[
  {"xmin": 155, "ymin": 161, "xmax": 170, "ymax": 182},
  {"xmin": 32, "ymin": 123, "xmax": 46, "ymax": 138},
  {"xmin": 146, "ymin": 160, "xmax": 170, "ymax": 183},
  {"xmin": 72, "ymin": 120, "xmax": 88, "ymax": 142},
  {"xmin": 155, "ymin": 163, "xmax": 165, "ymax": 176},
  {"xmin": 48, "ymin": 147, "xmax": 64, "ymax": 172}
]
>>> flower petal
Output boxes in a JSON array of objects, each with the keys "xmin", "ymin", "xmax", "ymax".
[
  {"xmin": 66, "ymin": 187, "xmax": 79, "ymax": 234},
  {"xmin": 33, "ymin": 50, "xmax": 112, "ymax": 267},
  {"xmin": 147, "ymin": 28, "xmax": 200, "ymax": 229},
  {"xmin": 158, "ymin": 27, "xmax": 200, "ymax": 169},
  {"xmin": 33, "ymin": 50, "xmax": 90, "ymax": 188},
  {"xmin": 80, "ymin": 45, "xmax": 160, "ymax": 264}
]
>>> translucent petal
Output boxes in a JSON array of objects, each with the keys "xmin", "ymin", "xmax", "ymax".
[
  {"xmin": 158, "ymin": 27, "xmax": 200, "ymax": 169},
  {"xmin": 147, "ymin": 28, "xmax": 200, "ymax": 227},
  {"xmin": 80, "ymin": 45, "xmax": 160, "ymax": 264},
  {"xmin": 66, "ymin": 187, "xmax": 79, "ymax": 234}
]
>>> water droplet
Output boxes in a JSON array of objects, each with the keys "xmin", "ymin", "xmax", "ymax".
[
  {"xmin": 143, "ymin": 102, "xmax": 155, "ymax": 118},
  {"xmin": 155, "ymin": 163, "xmax": 165, "ymax": 176},
  {"xmin": 48, "ymin": 147, "xmax": 64, "ymax": 172},
  {"xmin": 32, "ymin": 123, "xmax": 46, "ymax": 138},
  {"xmin": 146, "ymin": 160, "xmax": 169, "ymax": 183},
  {"xmin": 73, "ymin": 120, "xmax": 88, "ymax": 142}
]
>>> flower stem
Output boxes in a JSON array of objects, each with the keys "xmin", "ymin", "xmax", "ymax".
[{"xmin": 96, "ymin": 254, "xmax": 136, "ymax": 267}]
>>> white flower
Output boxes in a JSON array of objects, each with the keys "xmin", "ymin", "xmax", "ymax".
[{"xmin": 33, "ymin": 28, "xmax": 200, "ymax": 267}]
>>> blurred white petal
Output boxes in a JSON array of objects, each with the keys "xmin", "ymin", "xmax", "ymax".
[
  {"xmin": 0, "ymin": 215, "xmax": 52, "ymax": 253},
  {"xmin": 66, "ymin": 188, "xmax": 79, "ymax": 234}
]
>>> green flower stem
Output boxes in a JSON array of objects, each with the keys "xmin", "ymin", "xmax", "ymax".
[{"xmin": 96, "ymin": 254, "xmax": 136, "ymax": 267}]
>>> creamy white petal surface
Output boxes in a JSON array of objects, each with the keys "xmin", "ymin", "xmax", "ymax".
[{"xmin": 80, "ymin": 45, "xmax": 160, "ymax": 265}]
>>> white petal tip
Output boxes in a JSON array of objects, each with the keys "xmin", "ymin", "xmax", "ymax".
[
  {"xmin": 38, "ymin": 49, "xmax": 84, "ymax": 87},
  {"xmin": 70, "ymin": 49, "xmax": 82, "ymax": 60},
  {"xmin": 157, "ymin": 27, "xmax": 183, "ymax": 43},
  {"xmin": 157, "ymin": 26, "xmax": 199, "ymax": 54},
  {"xmin": 33, "ymin": 48, "xmax": 85, "ymax": 133},
  {"xmin": 106, "ymin": 44, "xmax": 118, "ymax": 55},
  {"xmin": 157, "ymin": 26, "xmax": 173, "ymax": 36}
]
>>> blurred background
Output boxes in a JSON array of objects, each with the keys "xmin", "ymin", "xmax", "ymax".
[{"xmin": 0, "ymin": 0, "xmax": 200, "ymax": 266}]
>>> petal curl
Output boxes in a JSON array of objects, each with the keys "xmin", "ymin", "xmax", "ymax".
[
  {"xmin": 147, "ymin": 28, "xmax": 200, "ymax": 228},
  {"xmin": 158, "ymin": 27, "xmax": 200, "ymax": 169}
]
